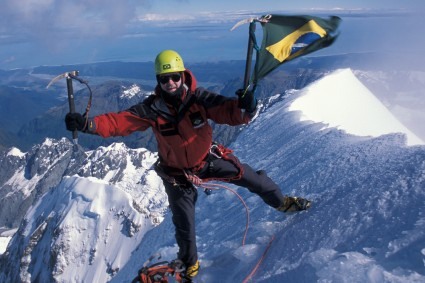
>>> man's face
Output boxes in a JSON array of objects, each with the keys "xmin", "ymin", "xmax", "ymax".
[{"xmin": 158, "ymin": 73, "xmax": 182, "ymax": 94}]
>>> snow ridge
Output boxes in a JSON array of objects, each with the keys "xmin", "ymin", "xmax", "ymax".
[{"xmin": 289, "ymin": 69, "xmax": 424, "ymax": 146}]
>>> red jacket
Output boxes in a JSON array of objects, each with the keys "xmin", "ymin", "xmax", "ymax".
[{"xmin": 88, "ymin": 69, "xmax": 253, "ymax": 169}]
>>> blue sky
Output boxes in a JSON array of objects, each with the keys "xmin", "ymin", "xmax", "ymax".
[
  {"xmin": 150, "ymin": 0, "xmax": 422, "ymax": 13},
  {"xmin": 0, "ymin": 0, "xmax": 424, "ymax": 69}
]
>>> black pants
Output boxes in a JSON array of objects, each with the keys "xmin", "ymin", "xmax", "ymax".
[{"xmin": 161, "ymin": 153, "xmax": 284, "ymax": 266}]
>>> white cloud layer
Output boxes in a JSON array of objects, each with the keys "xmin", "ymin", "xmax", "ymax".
[
  {"xmin": 1, "ymin": 0, "xmax": 148, "ymax": 41},
  {"xmin": 0, "ymin": 0, "xmax": 423, "ymax": 69}
]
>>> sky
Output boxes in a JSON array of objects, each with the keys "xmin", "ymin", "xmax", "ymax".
[
  {"xmin": 1, "ymin": 69, "xmax": 424, "ymax": 282},
  {"xmin": 0, "ymin": 0, "xmax": 424, "ymax": 69}
]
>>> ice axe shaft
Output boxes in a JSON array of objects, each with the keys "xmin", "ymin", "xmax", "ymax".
[
  {"xmin": 232, "ymin": 15, "xmax": 271, "ymax": 93},
  {"xmin": 66, "ymin": 74, "xmax": 78, "ymax": 143},
  {"xmin": 47, "ymin": 71, "xmax": 79, "ymax": 145},
  {"xmin": 243, "ymin": 21, "xmax": 255, "ymax": 91}
]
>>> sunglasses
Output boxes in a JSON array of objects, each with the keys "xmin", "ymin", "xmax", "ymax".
[{"xmin": 158, "ymin": 74, "xmax": 181, "ymax": 84}]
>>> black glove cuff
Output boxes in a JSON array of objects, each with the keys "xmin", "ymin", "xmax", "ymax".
[
  {"xmin": 236, "ymin": 89, "xmax": 257, "ymax": 113},
  {"xmin": 85, "ymin": 118, "xmax": 97, "ymax": 133},
  {"xmin": 245, "ymin": 99, "xmax": 257, "ymax": 113}
]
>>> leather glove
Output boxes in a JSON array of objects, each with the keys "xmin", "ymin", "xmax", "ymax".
[
  {"xmin": 236, "ymin": 89, "xmax": 257, "ymax": 113},
  {"xmin": 65, "ymin": 112, "xmax": 86, "ymax": 132}
]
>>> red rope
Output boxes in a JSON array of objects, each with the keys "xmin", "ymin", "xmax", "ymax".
[
  {"xmin": 198, "ymin": 182, "xmax": 276, "ymax": 282},
  {"xmin": 242, "ymin": 235, "xmax": 275, "ymax": 283},
  {"xmin": 200, "ymin": 182, "xmax": 250, "ymax": 246}
]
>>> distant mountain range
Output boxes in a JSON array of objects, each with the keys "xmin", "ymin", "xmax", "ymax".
[
  {"xmin": 1, "ymin": 52, "xmax": 424, "ymax": 151},
  {"xmin": 0, "ymin": 60, "xmax": 325, "ymax": 151}
]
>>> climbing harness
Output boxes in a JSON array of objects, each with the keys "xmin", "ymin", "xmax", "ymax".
[{"xmin": 182, "ymin": 143, "xmax": 244, "ymax": 185}]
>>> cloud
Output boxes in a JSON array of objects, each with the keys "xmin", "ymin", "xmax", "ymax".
[
  {"xmin": 0, "ymin": 0, "xmax": 150, "ymax": 45},
  {"xmin": 3, "ymin": 56, "xmax": 16, "ymax": 64},
  {"xmin": 134, "ymin": 10, "xmax": 258, "ymax": 29},
  {"xmin": 0, "ymin": 1, "xmax": 258, "ymax": 68}
]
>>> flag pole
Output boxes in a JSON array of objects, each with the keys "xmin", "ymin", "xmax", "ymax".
[{"xmin": 242, "ymin": 21, "xmax": 256, "ymax": 92}]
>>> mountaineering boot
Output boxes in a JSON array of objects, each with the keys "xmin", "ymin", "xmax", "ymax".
[
  {"xmin": 182, "ymin": 260, "xmax": 200, "ymax": 282},
  {"xmin": 277, "ymin": 196, "xmax": 311, "ymax": 212}
]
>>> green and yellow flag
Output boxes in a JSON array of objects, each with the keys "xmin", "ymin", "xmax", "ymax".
[{"xmin": 253, "ymin": 14, "xmax": 341, "ymax": 84}]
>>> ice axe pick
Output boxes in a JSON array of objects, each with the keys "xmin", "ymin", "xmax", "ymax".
[{"xmin": 46, "ymin": 71, "xmax": 80, "ymax": 145}]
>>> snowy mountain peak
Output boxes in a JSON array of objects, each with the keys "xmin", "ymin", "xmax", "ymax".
[
  {"xmin": 0, "ymin": 139, "xmax": 168, "ymax": 282},
  {"xmin": 6, "ymin": 147, "xmax": 25, "ymax": 158},
  {"xmin": 0, "ymin": 138, "xmax": 75, "ymax": 229},
  {"xmin": 121, "ymin": 83, "xmax": 139, "ymax": 98},
  {"xmin": 289, "ymin": 69, "xmax": 424, "ymax": 146},
  {"xmin": 120, "ymin": 84, "xmax": 150, "ymax": 99}
]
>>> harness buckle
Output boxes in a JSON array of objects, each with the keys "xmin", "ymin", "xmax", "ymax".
[{"xmin": 209, "ymin": 144, "xmax": 222, "ymax": 159}]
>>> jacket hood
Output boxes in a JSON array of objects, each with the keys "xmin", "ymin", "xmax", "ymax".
[{"xmin": 182, "ymin": 69, "xmax": 197, "ymax": 92}]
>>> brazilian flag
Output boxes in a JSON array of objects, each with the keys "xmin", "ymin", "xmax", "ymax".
[{"xmin": 253, "ymin": 14, "xmax": 341, "ymax": 84}]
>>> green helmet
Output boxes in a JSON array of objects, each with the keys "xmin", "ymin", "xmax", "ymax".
[{"xmin": 154, "ymin": 50, "xmax": 185, "ymax": 75}]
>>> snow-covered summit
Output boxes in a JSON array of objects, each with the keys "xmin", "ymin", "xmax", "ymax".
[
  {"xmin": 289, "ymin": 69, "xmax": 424, "ymax": 146},
  {"xmin": 0, "ymin": 140, "xmax": 167, "ymax": 283},
  {"xmin": 120, "ymin": 84, "xmax": 142, "ymax": 99},
  {"xmin": 6, "ymin": 147, "xmax": 25, "ymax": 158}
]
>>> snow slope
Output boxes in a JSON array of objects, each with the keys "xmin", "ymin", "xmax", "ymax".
[
  {"xmin": 1, "ymin": 69, "xmax": 424, "ymax": 283},
  {"xmin": 20, "ymin": 176, "xmax": 152, "ymax": 282},
  {"xmin": 289, "ymin": 69, "xmax": 424, "ymax": 146}
]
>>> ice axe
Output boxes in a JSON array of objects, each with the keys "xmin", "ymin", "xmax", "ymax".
[
  {"xmin": 47, "ymin": 71, "xmax": 80, "ymax": 145},
  {"xmin": 231, "ymin": 16, "xmax": 265, "ymax": 98},
  {"xmin": 46, "ymin": 71, "xmax": 93, "ymax": 147}
]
